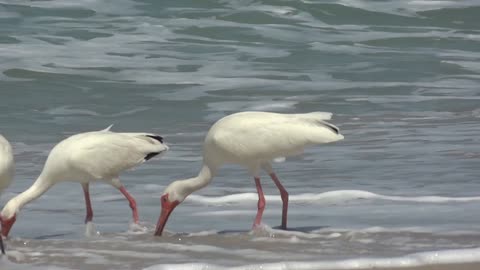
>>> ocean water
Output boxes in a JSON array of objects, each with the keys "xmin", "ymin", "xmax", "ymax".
[{"xmin": 1, "ymin": 0, "xmax": 480, "ymax": 269}]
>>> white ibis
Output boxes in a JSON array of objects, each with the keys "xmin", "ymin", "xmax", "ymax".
[
  {"xmin": 154, "ymin": 111, "xmax": 344, "ymax": 236},
  {"xmin": 0, "ymin": 126, "xmax": 168, "ymax": 238},
  {"xmin": 0, "ymin": 134, "xmax": 14, "ymax": 254}
]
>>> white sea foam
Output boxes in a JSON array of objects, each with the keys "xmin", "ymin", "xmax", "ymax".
[
  {"xmin": 160, "ymin": 243, "xmax": 279, "ymax": 260},
  {"xmin": 207, "ymin": 100, "xmax": 298, "ymax": 113},
  {"xmin": 127, "ymin": 222, "xmax": 150, "ymax": 234},
  {"xmin": 185, "ymin": 230, "xmax": 220, "ymax": 237},
  {"xmin": 144, "ymin": 247, "xmax": 480, "ymax": 270},
  {"xmin": 84, "ymin": 221, "xmax": 100, "ymax": 238},
  {"xmin": 45, "ymin": 106, "xmax": 100, "ymax": 116},
  {"xmin": 1, "ymin": 255, "xmax": 68, "ymax": 270},
  {"xmin": 251, "ymin": 235, "xmax": 308, "ymax": 244},
  {"xmin": 441, "ymin": 60, "xmax": 480, "ymax": 73},
  {"xmin": 246, "ymin": 101, "xmax": 298, "ymax": 112},
  {"xmin": 186, "ymin": 190, "xmax": 480, "ymax": 205},
  {"xmin": 250, "ymin": 224, "xmax": 342, "ymax": 240}
]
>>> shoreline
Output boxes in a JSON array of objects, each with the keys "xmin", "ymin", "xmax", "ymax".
[{"xmin": 370, "ymin": 263, "xmax": 480, "ymax": 270}]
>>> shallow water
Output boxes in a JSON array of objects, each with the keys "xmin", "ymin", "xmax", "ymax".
[{"xmin": 1, "ymin": 0, "xmax": 480, "ymax": 269}]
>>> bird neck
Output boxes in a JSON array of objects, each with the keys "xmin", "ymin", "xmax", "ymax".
[
  {"xmin": 1, "ymin": 175, "xmax": 53, "ymax": 219},
  {"xmin": 178, "ymin": 163, "xmax": 216, "ymax": 198}
]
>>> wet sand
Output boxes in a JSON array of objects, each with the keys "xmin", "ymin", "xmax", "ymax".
[
  {"xmin": 367, "ymin": 263, "xmax": 480, "ymax": 270},
  {"xmin": 2, "ymin": 254, "xmax": 480, "ymax": 270}
]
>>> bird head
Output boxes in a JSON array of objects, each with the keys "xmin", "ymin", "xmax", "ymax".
[
  {"xmin": 154, "ymin": 181, "xmax": 186, "ymax": 236},
  {"xmin": 0, "ymin": 213, "xmax": 16, "ymax": 238}
]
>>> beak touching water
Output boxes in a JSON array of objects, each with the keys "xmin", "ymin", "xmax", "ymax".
[
  {"xmin": 1, "ymin": 214, "xmax": 16, "ymax": 238},
  {"xmin": 0, "ymin": 214, "xmax": 16, "ymax": 254},
  {"xmin": 154, "ymin": 194, "xmax": 179, "ymax": 236}
]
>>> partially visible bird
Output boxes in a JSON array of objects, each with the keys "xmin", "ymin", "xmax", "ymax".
[
  {"xmin": 154, "ymin": 111, "xmax": 344, "ymax": 236},
  {"xmin": 0, "ymin": 126, "xmax": 168, "ymax": 238},
  {"xmin": 0, "ymin": 134, "xmax": 14, "ymax": 254}
]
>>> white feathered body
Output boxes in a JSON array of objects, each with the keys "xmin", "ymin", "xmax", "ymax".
[
  {"xmin": 40, "ymin": 130, "xmax": 168, "ymax": 185},
  {"xmin": 0, "ymin": 135, "xmax": 14, "ymax": 193},
  {"xmin": 203, "ymin": 111, "xmax": 344, "ymax": 171},
  {"xmin": 155, "ymin": 111, "xmax": 345, "ymax": 229},
  {"xmin": 0, "ymin": 129, "xmax": 168, "ymax": 222}
]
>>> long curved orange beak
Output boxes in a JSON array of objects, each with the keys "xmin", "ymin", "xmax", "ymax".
[
  {"xmin": 154, "ymin": 194, "xmax": 179, "ymax": 236},
  {"xmin": 1, "ymin": 214, "xmax": 16, "ymax": 238}
]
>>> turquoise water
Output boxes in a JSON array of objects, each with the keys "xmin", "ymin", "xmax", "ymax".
[{"xmin": 1, "ymin": 0, "xmax": 480, "ymax": 269}]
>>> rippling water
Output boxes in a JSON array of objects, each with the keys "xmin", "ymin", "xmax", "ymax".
[{"xmin": 1, "ymin": 0, "xmax": 480, "ymax": 269}]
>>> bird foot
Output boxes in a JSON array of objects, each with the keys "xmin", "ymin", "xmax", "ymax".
[
  {"xmin": 251, "ymin": 223, "xmax": 266, "ymax": 232},
  {"xmin": 128, "ymin": 221, "xmax": 148, "ymax": 234},
  {"xmin": 84, "ymin": 222, "xmax": 100, "ymax": 238}
]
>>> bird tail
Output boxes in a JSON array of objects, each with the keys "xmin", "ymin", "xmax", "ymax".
[
  {"xmin": 319, "ymin": 120, "xmax": 340, "ymax": 135},
  {"xmin": 101, "ymin": 124, "xmax": 114, "ymax": 132},
  {"xmin": 123, "ymin": 133, "xmax": 169, "ymax": 161},
  {"xmin": 296, "ymin": 112, "xmax": 344, "ymax": 141}
]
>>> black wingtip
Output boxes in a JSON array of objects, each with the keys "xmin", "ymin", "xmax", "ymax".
[
  {"xmin": 322, "ymin": 122, "xmax": 339, "ymax": 134},
  {"xmin": 145, "ymin": 152, "xmax": 161, "ymax": 161},
  {"xmin": 147, "ymin": 135, "xmax": 164, "ymax": 143}
]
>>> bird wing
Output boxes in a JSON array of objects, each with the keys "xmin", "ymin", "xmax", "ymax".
[
  {"xmin": 209, "ymin": 112, "xmax": 343, "ymax": 161},
  {"xmin": 67, "ymin": 132, "xmax": 167, "ymax": 179}
]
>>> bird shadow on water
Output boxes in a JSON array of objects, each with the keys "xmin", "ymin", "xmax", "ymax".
[
  {"xmin": 217, "ymin": 229, "xmax": 250, "ymax": 235},
  {"xmin": 214, "ymin": 225, "xmax": 331, "ymax": 236},
  {"xmin": 33, "ymin": 232, "xmax": 72, "ymax": 240},
  {"xmin": 271, "ymin": 225, "xmax": 330, "ymax": 232},
  {"xmin": 168, "ymin": 225, "xmax": 332, "ymax": 237}
]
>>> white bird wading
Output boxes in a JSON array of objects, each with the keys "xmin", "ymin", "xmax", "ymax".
[
  {"xmin": 154, "ymin": 111, "xmax": 343, "ymax": 236},
  {"xmin": 0, "ymin": 134, "xmax": 14, "ymax": 254},
  {"xmin": 0, "ymin": 126, "xmax": 168, "ymax": 238}
]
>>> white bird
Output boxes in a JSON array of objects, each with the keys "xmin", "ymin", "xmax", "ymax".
[
  {"xmin": 154, "ymin": 111, "xmax": 344, "ymax": 236},
  {"xmin": 0, "ymin": 135, "xmax": 14, "ymax": 197},
  {"xmin": 0, "ymin": 134, "xmax": 14, "ymax": 254},
  {"xmin": 0, "ymin": 126, "xmax": 168, "ymax": 238}
]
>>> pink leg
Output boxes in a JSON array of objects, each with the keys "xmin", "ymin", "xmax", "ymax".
[
  {"xmin": 253, "ymin": 177, "xmax": 266, "ymax": 229},
  {"xmin": 269, "ymin": 173, "xmax": 289, "ymax": 229},
  {"xmin": 82, "ymin": 183, "xmax": 93, "ymax": 223},
  {"xmin": 118, "ymin": 186, "xmax": 139, "ymax": 223}
]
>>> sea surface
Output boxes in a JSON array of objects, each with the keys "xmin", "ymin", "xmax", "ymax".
[{"xmin": 1, "ymin": 0, "xmax": 480, "ymax": 269}]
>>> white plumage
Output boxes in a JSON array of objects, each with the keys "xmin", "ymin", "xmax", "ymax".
[
  {"xmin": 0, "ymin": 127, "xmax": 168, "ymax": 238},
  {"xmin": 204, "ymin": 111, "xmax": 341, "ymax": 171},
  {"xmin": 154, "ymin": 111, "xmax": 344, "ymax": 236},
  {"xmin": 0, "ymin": 135, "xmax": 14, "ymax": 194},
  {"xmin": 44, "ymin": 131, "xmax": 166, "ymax": 183},
  {"xmin": 0, "ymin": 134, "xmax": 14, "ymax": 254}
]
